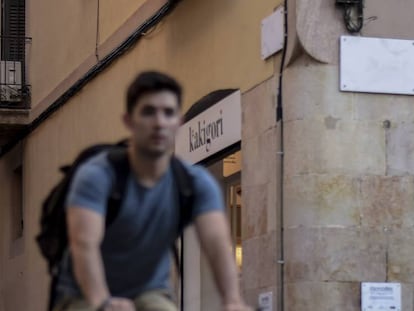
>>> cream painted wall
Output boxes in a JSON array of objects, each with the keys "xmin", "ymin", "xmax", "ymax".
[
  {"xmin": 27, "ymin": 0, "xmax": 278, "ymax": 112},
  {"xmin": 163, "ymin": 0, "xmax": 277, "ymax": 109},
  {"xmin": 27, "ymin": 0, "xmax": 98, "ymax": 107},
  {"xmin": 0, "ymin": 145, "xmax": 27, "ymax": 311},
  {"xmin": 27, "ymin": 0, "xmax": 157, "ymax": 110},
  {"xmin": 1, "ymin": 0, "xmax": 282, "ymax": 309},
  {"xmin": 98, "ymin": 0, "xmax": 147, "ymax": 44}
]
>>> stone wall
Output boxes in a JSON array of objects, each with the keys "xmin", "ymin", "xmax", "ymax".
[
  {"xmin": 241, "ymin": 75, "xmax": 282, "ymax": 310},
  {"xmin": 283, "ymin": 27, "xmax": 414, "ymax": 311},
  {"xmin": 282, "ymin": 0, "xmax": 414, "ymax": 308}
]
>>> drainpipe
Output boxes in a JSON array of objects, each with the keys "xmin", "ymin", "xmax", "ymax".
[{"xmin": 276, "ymin": 0, "xmax": 288, "ymax": 310}]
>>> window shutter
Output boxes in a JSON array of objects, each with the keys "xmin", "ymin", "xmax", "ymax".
[{"xmin": 2, "ymin": 0, "xmax": 25, "ymax": 61}]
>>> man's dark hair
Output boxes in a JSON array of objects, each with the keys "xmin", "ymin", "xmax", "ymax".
[{"xmin": 126, "ymin": 71, "xmax": 182, "ymax": 113}]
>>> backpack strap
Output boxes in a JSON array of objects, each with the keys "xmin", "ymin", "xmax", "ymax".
[
  {"xmin": 106, "ymin": 148, "xmax": 130, "ymax": 226},
  {"xmin": 171, "ymin": 157, "xmax": 194, "ymax": 231}
]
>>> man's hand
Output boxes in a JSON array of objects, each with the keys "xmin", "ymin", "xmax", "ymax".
[
  {"xmin": 103, "ymin": 297, "xmax": 136, "ymax": 311},
  {"xmin": 222, "ymin": 302, "xmax": 253, "ymax": 311}
]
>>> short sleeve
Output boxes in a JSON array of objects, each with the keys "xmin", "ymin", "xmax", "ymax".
[
  {"xmin": 191, "ymin": 165, "xmax": 225, "ymax": 219},
  {"xmin": 65, "ymin": 162, "xmax": 113, "ymax": 215}
]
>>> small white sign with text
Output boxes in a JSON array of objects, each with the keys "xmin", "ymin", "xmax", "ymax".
[
  {"xmin": 361, "ymin": 283, "xmax": 401, "ymax": 311},
  {"xmin": 258, "ymin": 292, "xmax": 273, "ymax": 311}
]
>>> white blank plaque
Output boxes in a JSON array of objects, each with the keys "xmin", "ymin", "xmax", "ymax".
[
  {"xmin": 361, "ymin": 283, "xmax": 401, "ymax": 311},
  {"xmin": 261, "ymin": 6, "xmax": 284, "ymax": 60},
  {"xmin": 340, "ymin": 36, "xmax": 414, "ymax": 95}
]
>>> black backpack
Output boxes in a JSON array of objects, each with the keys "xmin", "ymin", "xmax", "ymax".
[{"xmin": 35, "ymin": 141, "xmax": 194, "ymax": 308}]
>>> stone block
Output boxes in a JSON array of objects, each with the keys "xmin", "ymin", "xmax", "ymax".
[
  {"xmin": 354, "ymin": 93, "xmax": 414, "ymax": 123},
  {"xmin": 360, "ymin": 176, "xmax": 414, "ymax": 228},
  {"xmin": 284, "ymin": 119, "xmax": 386, "ymax": 176},
  {"xmin": 284, "ymin": 227, "xmax": 386, "ymax": 282},
  {"xmin": 283, "ymin": 63, "xmax": 354, "ymax": 122},
  {"xmin": 296, "ymin": 0, "xmax": 346, "ymax": 64},
  {"xmin": 388, "ymin": 228, "xmax": 414, "ymax": 283},
  {"xmin": 242, "ymin": 184, "xmax": 268, "ymax": 240},
  {"xmin": 363, "ymin": 0, "xmax": 414, "ymax": 42},
  {"xmin": 386, "ymin": 122, "xmax": 414, "ymax": 175},
  {"xmin": 242, "ymin": 76, "xmax": 277, "ymax": 140},
  {"xmin": 284, "ymin": 174, "xmax": 360, "ymax": 227},
  {"xmin": 242, "ymin": 167, "xmax": 281, "ymax": 239},
  {"xmin": 266, "ymin": 178, "xmax": 280, "ymax": 234},
  {"xmin": 401, "ymin": 283, "xmax": 414, "ymax": 311},
  {"xmin": 285, "ymin": 282, "xmax": 360, "ymax": 311},
  {"xmin": 242, "ymin": 232, "xmax": 278, "ymax": 290},
  {"xmin": 242, "ymin": 126, "xmax": 278, "ymax": 187}
]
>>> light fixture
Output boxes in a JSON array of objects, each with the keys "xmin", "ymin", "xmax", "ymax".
[{"xmin": 336, "ymin": 0, "xmax": 364, "ymax": 33}]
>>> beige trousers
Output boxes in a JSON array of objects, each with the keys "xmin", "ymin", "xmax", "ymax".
[{"xmin": 53, "ymin": 290, "xmax": 178, "ymax": 311}]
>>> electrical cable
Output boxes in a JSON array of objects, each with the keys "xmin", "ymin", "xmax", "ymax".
[
  {"xmin": 96, "ymin": 0, "xmax": 100, "ymax": 61},
  {"xmin": 276, "ymin": 1, "xmax": 289, "ymax": 310}
]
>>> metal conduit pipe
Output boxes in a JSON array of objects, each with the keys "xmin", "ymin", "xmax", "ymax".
[{"xmin": 276, "ymin": 0, "xmax": 288, "ymax": 310}]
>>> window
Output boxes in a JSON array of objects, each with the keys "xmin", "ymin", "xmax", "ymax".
[
  {"xmin": 2, "ymin": 0, "xmax": 25, "ymax": 61},
  {"xmin": 0, "ymin": 0, "xmax": 29, "ymax": 107}
]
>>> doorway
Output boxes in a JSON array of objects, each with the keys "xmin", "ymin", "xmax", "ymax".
[{"xmin": 198, "ymin": 149, "xmax": 243, "ymax": 311}]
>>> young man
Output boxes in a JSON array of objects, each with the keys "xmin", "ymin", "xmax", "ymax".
[{"xmin": 54, "ymin": 71, "xmax": 251, "ymax": 311}]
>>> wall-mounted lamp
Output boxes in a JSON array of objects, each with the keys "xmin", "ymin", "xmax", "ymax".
[{"xmin": 336, "ymin": 0, "xmax": 364, "ymax": 33}]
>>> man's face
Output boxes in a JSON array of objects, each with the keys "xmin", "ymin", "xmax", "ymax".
[{"xmin": 124, "ymin": 91, "xmax": 181, "ymax": 158}]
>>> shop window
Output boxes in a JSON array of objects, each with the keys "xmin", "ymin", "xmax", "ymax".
[{"xmin": 222, "ymin": 151, "xmax": 242, "ymax": 273}]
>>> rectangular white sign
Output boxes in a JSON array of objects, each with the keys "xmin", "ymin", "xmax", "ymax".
[
  {"xmin": 340, "ymin": 36, "xmax": 414, "ymax": 95},
  {"xmin": 175, "ymin": 91, "xmax": 241, "ymax": 164},
  {"xmin": 361, "ymin": 283, "xmax": 401, "ymax": 311},
  {"xmin": 261, "ymin": 6, "xmax": 284, "ymax": 60}
]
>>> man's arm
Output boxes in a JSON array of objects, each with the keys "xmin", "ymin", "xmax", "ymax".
[
  {"xmin": 65, "ymin": 161, "xmax": 135, "ymax": 310},
  {"xmin": 67, "ymin": 207, "xmax": 135, "ymax": 311},
  {"xmin": 67, "ymin": 207, "xmax": 109, "ymax": 307},
  {"xmin": 195, "ymin": 211, "xmax": 251, "ymax": 311}
]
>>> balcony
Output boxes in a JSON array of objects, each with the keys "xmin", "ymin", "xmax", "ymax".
[
  {"xmin": 0, "ymin": 35, "xmax": 31, "ymax": 155},
  {"xmin": 0, "ymin": 36, "xmax": 31, "ymax": 109}
]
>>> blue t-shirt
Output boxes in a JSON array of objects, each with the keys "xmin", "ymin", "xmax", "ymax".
[{"xmin": 57, "ymin": 152, "xmax": 224, "ymax": 299}]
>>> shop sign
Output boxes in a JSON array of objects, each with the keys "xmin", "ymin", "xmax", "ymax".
[{"xmin": 175, "ymin": 91, "xmax": 241, "ymax": 164}]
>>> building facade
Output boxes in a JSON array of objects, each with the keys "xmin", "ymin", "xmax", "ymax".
[{"xmin": 0, "ymin": 0, "xmax": 413, "ymax": 310}]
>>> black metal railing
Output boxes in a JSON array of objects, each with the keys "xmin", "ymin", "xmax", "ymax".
[{"xmin": 0, "ymin": 35, "xmax": 31, "ymax": 109}]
